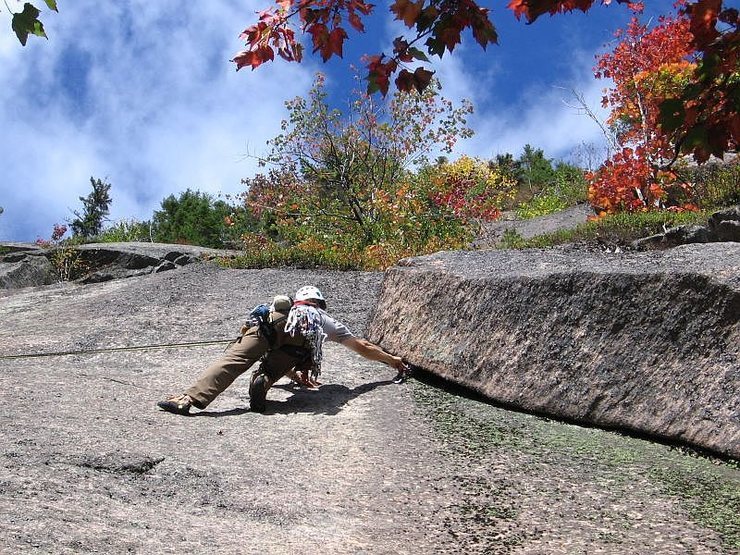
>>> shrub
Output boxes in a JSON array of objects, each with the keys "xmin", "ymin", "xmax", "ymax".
[
  {"xmin": 516, "ymin": 163, "xmax": 588, "ymax": 219},
  {"xmin": 516, "ymin": 195, "xmax": 570, "ymax": 220},
  {"xmin": 677, "ymin": 160, "xmax": 740, "ymax": 209},
  {"xmin": 221, "ymin": 233, "xmax": 364, "ymax": 270},
  {"xmin": 35, "ymin": 224, "xmax": 87, "ymax": 281},
  {"xmin": 420, "ymin": 156, "xmax": 517, "ymax": 222},
  {"xmin": 96, "ymin": 219, "xmax": 152, "ymax": 243},
  {"xmin": 498, "ymin": 229, "xmax": 527, "ymax": 249},
  {"xmin": 231, "ymin": 175, "xmax": 474, "ymax": 270},
  {"xmin": 152, "ymin": 189, "xmax": 244, "ymax": 248},
  {"xmin": 498, "ymin": 210, "xmax": 710, "ymax": 250}
]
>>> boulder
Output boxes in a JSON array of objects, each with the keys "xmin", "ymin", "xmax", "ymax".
[
  {"xmin": 75, "ymin": 247, "xmax": 168, "ymax": 283},
  {"xmin": 0, "ymin": 252, "xmax": 55, "ymax": 289},
  {"xmin": 633, "ymin": 204, "xmax": 740, "ymax": 250},
  {"xmin": 367, "ymin": 243, "xmax": 740, "ymax": 458},
  {"xmin": 73, "ymin": 243, "xmax": 243, "ymax": 283},
  {"xmin": 474, "ymin": 204, "xmax": 593, "ymax": 249},
  {"xmin": 632, "ymin": 224, "xmax": 713, "ymax": 250},
  {"xmin": 708, "ymin": 205, "xmax": 740, "ymax": 242}
]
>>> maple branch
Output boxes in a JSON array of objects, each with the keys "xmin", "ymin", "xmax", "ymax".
[{"xmin": 562, "ymin": 87, "xmax": 619, "ymax": 157}]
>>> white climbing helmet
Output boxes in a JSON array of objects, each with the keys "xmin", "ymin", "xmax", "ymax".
[{"xmin": 295, "ymin": 285, "xmax": 326, "ymax": 309}]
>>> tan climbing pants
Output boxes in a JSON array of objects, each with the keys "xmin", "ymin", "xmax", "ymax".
[{"xmin": 185, "ymin": 328, "xmax": 307, "ymax": 409}]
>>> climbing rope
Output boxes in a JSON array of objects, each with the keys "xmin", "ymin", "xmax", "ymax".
[{"xmin": 0, "ymin": 338, "xmax": 235, "ymax": 360}]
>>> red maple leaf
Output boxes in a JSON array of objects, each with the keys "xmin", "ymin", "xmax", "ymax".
[{"xmin": 390, "ymin": 0, "xmax": 423, "ymax": 28}]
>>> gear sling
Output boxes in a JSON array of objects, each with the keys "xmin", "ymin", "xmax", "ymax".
[{"xmin": 183, "ymin": 302, "xmax": 312, "ymax": 412}]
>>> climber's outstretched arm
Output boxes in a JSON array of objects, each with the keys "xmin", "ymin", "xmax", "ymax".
[{"xmin": 342, "ymin": 337, "xmax": 404, "ymax": 371}]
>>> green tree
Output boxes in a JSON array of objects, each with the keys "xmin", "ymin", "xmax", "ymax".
[
  {"xmin": 257, "ymin": 72, "xmax": 472, "ymax": 243},
  {"xmin": 152, "ymin": 189, "xmax": 238, "ymax": 248},
  {"xmin": 491, "ymin": 153, "xmax": 521, "ymax": 183},
  {"xmin": 518, "ymin": 145, "xmax": 555, "ymax": 193},
  {"xmin": 69, "ymin": 177, "xmax": 112, "ymax": 238}
]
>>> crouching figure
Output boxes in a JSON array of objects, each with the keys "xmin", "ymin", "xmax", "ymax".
[{"xmin": 157, "ymin": 286, "xmax": 408, "ymax": 415}]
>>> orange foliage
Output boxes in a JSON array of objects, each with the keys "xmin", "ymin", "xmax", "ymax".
[{"xmin": 589, "ymin": 8, "xmax": 708, "ymax": 214}]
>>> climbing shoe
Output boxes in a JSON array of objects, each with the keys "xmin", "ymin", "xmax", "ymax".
[
  {"xmin": 249, "ymin": 374, "xmax": 269, "ymax": 413},
  {"xmin": 157, "ymin": 394, "xmax": 193, "ymax": 416},
  {"xmin": 393, "ymin": 361, "xmax": 413, "ymax": 384}
]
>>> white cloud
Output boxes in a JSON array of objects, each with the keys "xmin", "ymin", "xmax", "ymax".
[
  {"xmin": 0, "ymin": 0, "xmax": 315, "ymax": 241},
  {"xmin": 0, "ymin": 1, "xmax": 622, "ymax": 241},
  {"xmin": 373, "ymin": 9, "xmax": 612, "ymax": 167},
  {"xmin": 466, "ymin": 78, "xmax": 611, "ymax": 162},
  {"xmin": 434, "ymin": 46, "xmax": 612, "ymax": 164}
]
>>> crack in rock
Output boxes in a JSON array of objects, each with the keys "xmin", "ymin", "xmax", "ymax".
[{"xmin": 78, "ymin": 452, "xmax": 165, "ymax": 474}]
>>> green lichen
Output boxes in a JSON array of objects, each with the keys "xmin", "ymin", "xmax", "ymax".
[
  {"xmin": 649, "ymin": 463, "xmax": 740, "ymax": 548},
  {"xmin": 410, "ymin": 379, "xmax": 740, "ymax": 549}
]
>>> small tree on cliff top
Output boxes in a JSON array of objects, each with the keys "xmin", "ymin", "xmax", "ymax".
[
  {"xmin": 251, "ymin": 72, "xmax": 473, "ymax": 242},
  {"xmin": 70, "ymin": 177, "xmax": 112, "ymax": 238},
  {"xmin": 588, "ymin": 8, "xmax": 701, "ymax": 214}
]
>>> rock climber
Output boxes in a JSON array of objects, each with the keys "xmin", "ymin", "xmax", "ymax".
[{"xmin": 157, "ymin": 285, "xmax": 409, "ymax": 415}]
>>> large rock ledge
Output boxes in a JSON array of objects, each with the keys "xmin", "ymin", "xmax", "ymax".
[
  {"xmin": 72, "ymin": 242, "xmax": 239, "ymax": 284},
  {"xmin": 367, "ymin": 243, "xmax": 740, "ymax": 459},
  {"xmin": 0, "ymin": 242, "xmax": 240, "ymax": 288}
]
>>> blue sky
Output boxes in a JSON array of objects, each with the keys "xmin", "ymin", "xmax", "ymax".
[{"xmin": 0, "ymin": 0, "xmax": 676, "ymax": 241}]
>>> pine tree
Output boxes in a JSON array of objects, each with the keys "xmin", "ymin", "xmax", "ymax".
[{"xmin": 70, "ymin": 177, "xmax": 112, "ymax": 238}]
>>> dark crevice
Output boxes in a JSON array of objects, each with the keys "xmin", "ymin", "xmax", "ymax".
[{"xmin": 78, "ymin": 454, "xmax": 165, "ymax": 474}]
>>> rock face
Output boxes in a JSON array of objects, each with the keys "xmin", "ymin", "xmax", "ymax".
[
  {"xmin": 0, "ymin": 250, "xmax": 55, "ymax": 288},
  {"xmin": 0, "ymin": 253, "xmax": 56, "ymax": 289},
  {"xmin": 709, "ymin": 205, "xmax": 740, "ymax": 242},
  {"xmin": 367, "ymin": 243, "xmax": 740, "ymax": 458},
  {"xmin": 72, "ymin": 242, "xmax": 225, "ymax": 283},
  {"xmin": 0, "ymin": 242, "xmax": 240, "ymax": 288},
  {"xmin": 474, "ymin": 204, "xmax": 592, "ymax": 248},
  {"xmin": 633, "ymin": 204, "xmax": 740, "ymax": 249}
]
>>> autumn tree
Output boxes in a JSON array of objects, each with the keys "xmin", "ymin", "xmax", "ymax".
[
  {"xmin": 233, "ymin": 0, "xmax": 737, "ymax": 162},
  {"xmin": 238, "ymin": 73, "xmax": 475, "ymax": 267},
  {"xmin": 250, "ymin": 72, "xmax": 472, "ymax": 242},
  {"xmin": 418, "ymin": 156, "xmax": 517, "ymax": 221},
  {"xmin": 596, "ymin": 11, "xmax": 695, "ymax": 163},
  {"xmin": 588, "ymin": 8, "xmax": 700, "ymax": 214}
]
